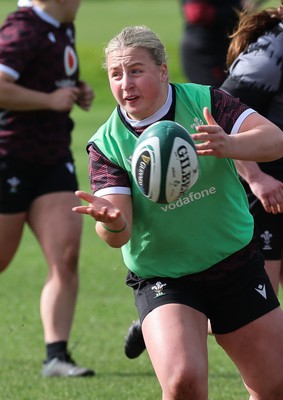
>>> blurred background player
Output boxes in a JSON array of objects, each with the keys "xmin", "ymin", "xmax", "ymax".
[
  {"xmin": 180, "ymin": 0, "xmax": 244, "ymax": 86},
  {"xmin": 0, "ymin": 0, "xmax": 95, "ymax": 376},
  {"xmin": 221, "ymin": 1, "xmax": 283, "ymax": 296}
]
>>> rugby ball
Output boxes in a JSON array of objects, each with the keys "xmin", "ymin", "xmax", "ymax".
[{"xmin": 131, "ymin": 120, "xmax": 199, "ymax": 204}]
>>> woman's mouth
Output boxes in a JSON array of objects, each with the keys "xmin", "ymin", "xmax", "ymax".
[{"xmin": 124, "ymin": 95, "xmax": 139, "ymax": 103}]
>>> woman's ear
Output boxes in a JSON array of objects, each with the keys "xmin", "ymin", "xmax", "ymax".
[{"xmin": 161, "ymin": 64, "xmax": 168, "ymax": 81}]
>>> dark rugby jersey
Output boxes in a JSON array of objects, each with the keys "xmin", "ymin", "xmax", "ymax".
[{"xmin": 0, "ymin": 7, "xmax": 80, "ymax": 164}]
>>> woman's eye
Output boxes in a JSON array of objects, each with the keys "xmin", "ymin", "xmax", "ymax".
[{"xmin": 111, "ymin": 72, "xmax": 121, "ymax": 78}]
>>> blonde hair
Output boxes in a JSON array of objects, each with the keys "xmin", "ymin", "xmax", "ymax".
[{"xmin": 103, "ymin": 26, "xmax": 167, "ymax": 69}]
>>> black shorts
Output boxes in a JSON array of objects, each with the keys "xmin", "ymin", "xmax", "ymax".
[
  {"xmin": 248, "ymin": 191, "xmax": 283, "ymax": 260},
  {"xmin": 126, "ymin": 240, "xmax": 280, "ymax": 334},
  {"xmin": 0, "ymin": 157, "xmax": 79, "ymax": 213}
]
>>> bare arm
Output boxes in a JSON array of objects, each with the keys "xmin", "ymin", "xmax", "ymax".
[
  {"xmin": 0, "ymin": 71, "xmax": 80, "ymax": 111},
  {"xmin": 73, "ymin": 191, "xmax": 132, "ymax": 248},
  {"xmin": 192, "ymin": 107, "xmax": 283, "ymax": 162},
  {"xmin": 235, "ymin": 160, "xmax": 283, "ymax": 214}
]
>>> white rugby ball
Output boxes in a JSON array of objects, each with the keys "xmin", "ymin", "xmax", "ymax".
[{"xmin": 131, "ymin": 120, "xmax": 199, "ymax": 204}]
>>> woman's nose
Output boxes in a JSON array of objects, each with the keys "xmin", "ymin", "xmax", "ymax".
[{"xmin": 121, "ymin": 75, "xmax": 133, "ymax": 90}]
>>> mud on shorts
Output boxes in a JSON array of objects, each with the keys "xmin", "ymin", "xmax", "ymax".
[
  {"xmin": 126, "ymin": 239, "xmax": 280, "ymax": 334},
  {"xmin": 0, "ymin": 157, "xmax": 79, "ymax": 213}
]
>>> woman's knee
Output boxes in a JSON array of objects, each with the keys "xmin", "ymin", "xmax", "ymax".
[
  {"xmin": 162, "ymin": 365, "xmax": 208, "ymax": 400},
  {"xmin": 48, "ymin": 249, "xmax": 79, "ymax": 282}
]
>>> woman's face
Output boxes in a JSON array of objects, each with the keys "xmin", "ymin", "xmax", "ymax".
[{"xmin": 107, "ymin": 47, "xmax": 168, "ymax": 121}]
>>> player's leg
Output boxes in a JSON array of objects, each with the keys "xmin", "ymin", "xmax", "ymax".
[
  {"xmin": 0, "ymin": 213, "xmax": 26, "ymax": 271},
  {"xmin": 28, "ymin": 191, "xmax": 94, "ymax": 376},
  {"xmin": 264, "ymin": 259, "xmax": 281, "ymax": 295},
  {"xmin": 142, "ymin": 303, "xmax": 209, "ymax": 400},
  {"xmin": 29, "ymin": 160, "xmax": 94, "ymax": 376},
  {"xmin": 216, "ymin": 307, "xmax": 283, "ymax": 399},
  {"xmin": 28, "ymin": 191, "xmax": 81, "ymax": 343},
  {"xmin": 0, "ymin": 158, "xmax": 29, "ymax": 271},
  {"xmin": 128, "ymin": 271, "xmax": 210, "ymax": 398},
  {"xmin": 124, "ymin": 319, "xmax": 145, "ymax": 359},
  {"xmin": 124, "ymin": 316, "xmax": 213, "ymax": 361}
]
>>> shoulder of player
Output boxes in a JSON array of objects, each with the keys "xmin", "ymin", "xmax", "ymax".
[
  {"xmin": 210, "ymin": 87, "xmax": 250, "ymax": 132},
  {"xmin": 247, "ymin": 24, "xmax": 283, "ymax": 58},
  {"xmin": 4, "ymin": 8, "xmax": 35, "ymax": 24},
  {"xmin": 0, "ymin": 10, "xmax": 48, "ymax": 52},
  {"xmin": 1, "ymin": 8, "xmax": 45, "ymax": 36}
]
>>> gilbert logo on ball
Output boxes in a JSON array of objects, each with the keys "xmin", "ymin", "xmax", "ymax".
[{"xmin": 132, "ymin": 120, "xmax": 199, "ymax": 204}]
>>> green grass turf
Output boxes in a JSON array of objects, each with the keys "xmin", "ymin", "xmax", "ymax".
[{"xmin": 0, "ymin": 1, "xmax": 281, "ymax": 399}]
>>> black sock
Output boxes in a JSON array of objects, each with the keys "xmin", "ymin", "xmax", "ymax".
[{"xmin": 46, "ymin": 341, "xmax": 68, "ymax": 361}]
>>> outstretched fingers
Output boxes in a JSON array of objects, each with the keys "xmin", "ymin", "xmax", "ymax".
[
  {"xmin": 192, "ymin": 107, "xmax": 230, "ymax": 157},
  {"xmin": 74, "ymin": 190, "xmax": 94, "ymax": 203},
  {"xmin": 72, "ymin": 191, "xmax": 121, "ymax": 222}
]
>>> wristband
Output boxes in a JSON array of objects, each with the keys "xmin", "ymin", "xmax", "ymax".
[{"xmin": 101, "ymin": 222, "xmax": 127, "ymax": 233}]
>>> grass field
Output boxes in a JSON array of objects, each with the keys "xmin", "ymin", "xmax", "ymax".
[{"xmin": 0, "ymin": 1, "xmax": 281, "ymax": 399}]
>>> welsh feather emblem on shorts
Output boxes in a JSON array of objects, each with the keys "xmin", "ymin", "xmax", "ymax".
[
  {"xmin": 260, "ymin": 230, "xmax": 272, "ymax": 250},
  {"xmin": 7, "ymin": 176, "xmax": 20, "ymax": 193},
  {"xmin": 151, "ymin": 281, "xmax": 167, "ymax": 298}
]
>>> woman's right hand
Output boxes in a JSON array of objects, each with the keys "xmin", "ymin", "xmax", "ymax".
[{"xmin": 72, "ymin": 190, "xmax": 122, "ymax": 223}]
